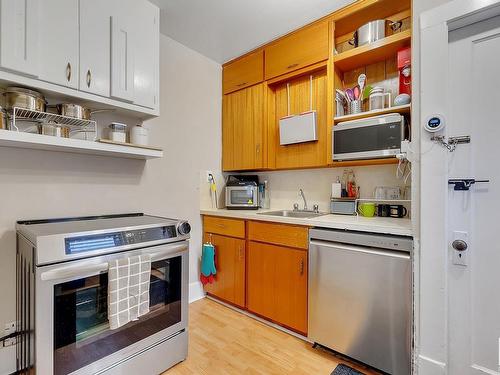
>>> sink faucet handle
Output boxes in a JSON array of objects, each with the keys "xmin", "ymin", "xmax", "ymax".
[
  {"xmin": 293, "ymin": 203, "xmax": 299, "ymax": 211},
  {"xmin": 313, "ymin": 204, "xmax": 319, "ymax": 213}
]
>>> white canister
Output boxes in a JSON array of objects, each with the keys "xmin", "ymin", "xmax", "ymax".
[
  {"xmin": 369, "ymin": 87, "xmax": 392, "ymax": 111},
  {"xmin": 130, "ymin": 124, "xmax": 149, "ymax": 146}
]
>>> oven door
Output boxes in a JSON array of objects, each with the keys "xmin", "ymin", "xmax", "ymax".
[{"xmin": 35, "ymin": 241, "xmax": 188, "ymax": 375}]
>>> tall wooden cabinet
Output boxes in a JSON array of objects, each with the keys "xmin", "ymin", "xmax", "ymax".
[{"xmin": 222, "ymin": 83, "xmax": 267, "ymax": 171}]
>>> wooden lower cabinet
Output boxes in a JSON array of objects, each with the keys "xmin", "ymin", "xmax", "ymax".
[
  {"xmin": 203, "ymin": 233, "xmax": 246, "ymax": 308},
  {"xmin": 247, "ymin": 241, "xmax": 308, "ymax": 335}
]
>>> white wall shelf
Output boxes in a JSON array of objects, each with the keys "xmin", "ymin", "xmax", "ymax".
[{"xmin": 0, "ymin": 129, "xmax": 163, "ymax": 159}]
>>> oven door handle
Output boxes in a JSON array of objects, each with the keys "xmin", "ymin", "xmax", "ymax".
[
  {"xmin": 150, "ymin": 243, "xmax": 188, "ymax": 261},
  {"xmin": 40, "ymin": 243, "xmax": 189, "ymax": 281},
  {"xmin": 40, "ymin": 263, "xmax": 108, "ymax": 281}
]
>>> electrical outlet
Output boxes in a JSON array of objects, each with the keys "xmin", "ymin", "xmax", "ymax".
[
  {"xmin": 206, "ymin": 171, "xmax": 214, "ymax": 183},
  {"xmin": 3, "ymin": 321, "xmax": 16, "ymax": 348}
]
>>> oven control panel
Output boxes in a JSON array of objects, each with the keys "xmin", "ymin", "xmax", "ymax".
[{"xmin": 65, "ymin": 225, "xmax": 178, "ymax": 254}]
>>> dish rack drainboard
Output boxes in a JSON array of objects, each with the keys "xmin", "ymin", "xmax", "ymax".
[{"xmin": 10, "ymin": 107, "xmax": 97, "ymax": 141}]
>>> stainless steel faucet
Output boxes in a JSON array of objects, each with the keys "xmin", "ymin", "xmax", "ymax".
[{"xmin": 299, "ymin": 189, "xmax": 308, "ymax": 211}]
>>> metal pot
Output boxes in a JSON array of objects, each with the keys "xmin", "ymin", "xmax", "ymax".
[
  {"xmin": 3, "ymin": 87, "xmax": 47, "ymax": 112},
  {"xmin": 349, "ymin": 20, "xmax": 402, "ymax": 47},
  {"xmin": 0, "ymin": 106, "xmax": 7, "ymax": 130},
  {"xmin": 37, "ymin": 121, "xmax": 70, "ymax": 138},
  {"xmin": 55, "ymin": 103, "xmax": 92, "ymax": 120}
]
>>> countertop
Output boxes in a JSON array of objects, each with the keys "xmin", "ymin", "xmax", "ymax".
[{"xmin": 200, "ymin": 208, "xmax": 413, "ymax": 237}]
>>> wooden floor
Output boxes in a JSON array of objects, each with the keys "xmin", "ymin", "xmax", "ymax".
[{"xmin": 163, "ymin": 298, "xmax": 380, "ymax": 375}]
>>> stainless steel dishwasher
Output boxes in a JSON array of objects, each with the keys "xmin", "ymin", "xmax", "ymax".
[{"xmin": 308, "ymin": 228, "xmax": 413, "ymax": 375}]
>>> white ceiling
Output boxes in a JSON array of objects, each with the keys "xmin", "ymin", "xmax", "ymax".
[{"xmin": 149, "ymin": 0, "xmax": 355, "ymax": 63}]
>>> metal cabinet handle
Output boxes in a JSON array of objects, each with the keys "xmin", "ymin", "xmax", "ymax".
[
  {"xmin": 300, "ymin": 258, "xmax": 304, "ymax": 275},
  {"xmin": 86, "ymin": 69, "xmax": 92, "ymax": 88},
  {"xmin": 236, "ymin": 82, "xmax": 247, "ymax": 87},
  {"xmin": 66, "ymin": 62, "xmax": 72, "ymax": 82},
  {"xmin": 287, "ymin": 63, "xmax": 299, "ymax": 69},
  {"xmin": 256, "ymin": 144, "xmax": 260, "ymax": 154},
  {"xmin": 238, "ymin": 246, "xmax": 244, "ymax": 260}
]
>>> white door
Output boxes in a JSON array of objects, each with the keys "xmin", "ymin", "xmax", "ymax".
[
  {"xmin": 446, "ymin": 16, "xmax": 500, "ymax": 375},
  {"xmin": 132, "ymin": 0, "xmax": 159, "ymax": 109},
  {"xmin": 79, "ymin": 0, "xmax": 112, "ymax": 97},
  {"xmin": 38, "ymin": 0, "xmax": 79, "ymax": 88},
  {"xmin": 0, "ymin": 0, "xmax": 39, "ymax": 77}
]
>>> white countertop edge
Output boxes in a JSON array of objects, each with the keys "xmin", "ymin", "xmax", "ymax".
[{"xmin": 200, "ymin": 208, "xmax": 413, "ymax": 237}]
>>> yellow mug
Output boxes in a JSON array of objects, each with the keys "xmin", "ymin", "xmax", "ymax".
[{"xmin": 358, "ymin": 202, "xmax": 375, "ymax": 217}]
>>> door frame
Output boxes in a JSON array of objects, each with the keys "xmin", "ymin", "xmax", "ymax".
[{"xmin": 419, "ymin": 1, "xmax": 500, "ymax": 374}]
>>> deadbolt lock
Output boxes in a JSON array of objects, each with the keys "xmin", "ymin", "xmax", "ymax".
[{"xmin": 452, "ymin": 239, "xmax": 468, "ymax": 252}]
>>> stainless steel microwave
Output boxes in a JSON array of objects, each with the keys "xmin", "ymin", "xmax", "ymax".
[
  {"xmin": 333, "ymin": 113, "xmax": 406, "ymax": 161},
  {"xmin": 225, "ymin": 175, "xmax": 259, "ymax": 210}
]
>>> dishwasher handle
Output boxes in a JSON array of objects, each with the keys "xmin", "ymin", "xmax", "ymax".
[{"xmin": 310, "ymin": 239, "xmax": 410, "ymax": 259}]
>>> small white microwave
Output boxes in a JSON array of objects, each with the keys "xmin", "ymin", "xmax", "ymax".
[{"xmin": 333, "ymin": 113, "xmax": 406, "ymax": 161}]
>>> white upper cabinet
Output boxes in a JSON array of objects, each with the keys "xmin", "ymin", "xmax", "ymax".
[
  {"xmin": 132, "ymin": 1, "xmax": 160, "ymax": 109},
  {"xmin": 38, "ymin": 0, "xmax": 79, "ymax": 88},
  {"xmin": 110, "ymin": 9, "xmax": 135, "ymax": 102},
  {"xmin": 0, "ymin": 0, "xmax": 39, "ymax": 77},
  {"xmin": 79, "ymin": 0, "xmax": 112, "ymax": 97}
]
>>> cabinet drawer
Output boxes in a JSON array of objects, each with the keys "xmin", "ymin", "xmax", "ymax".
[
  {"xmin": 248, "ymin": 221, "xmax": 309, "ymax": 249},
  {"xmin": 264, "ymin": 21, "xmax": 329, "ymax": 80},
  {"xmin": 223, "ymin": 50, "xmax": 264, "ymax": 94},
  {"xmin": 203, "ymin": 216, "xmax": 245, "ymax": 238}
]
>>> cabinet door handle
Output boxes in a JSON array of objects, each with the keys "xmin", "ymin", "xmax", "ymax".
[
  {"xmin": 236, "ymin": 82, "xmax": 247, "ymax": 87},
  {"xmin": 86, "ymin": 69, "xmax": 92, "ymax": 88},
  {"xmin": 300, "ymin": 259, "xmax": 304, "ymax": 275},
  {"xmin": 256, "ymin": 144, "xmax": 260, "ymax": 154},
  {"xmin": 66, "ymin": 62, "xmax": 72, "ymax": 82},
  {"xmin": 287, "ymin": 63, "xmax": 299, "ymax": 70},
  {"xmin": 238, "ymin": 246, "xmax": 244, "ymax": 260}
]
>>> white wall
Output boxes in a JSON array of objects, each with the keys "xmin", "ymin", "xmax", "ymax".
[{"xmin": 0, "ymin": 34, "xmax": 221, "ymax": 373}]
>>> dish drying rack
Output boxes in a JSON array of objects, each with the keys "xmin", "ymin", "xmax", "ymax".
[{"xmin": 9, "ymin": 107, "xmax": 97, "ymax": 141}]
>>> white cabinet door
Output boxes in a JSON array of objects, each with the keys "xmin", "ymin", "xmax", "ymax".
[
  {"xmin": 0, "ymin": 0, "xmax": 39, "ymax": 77},
  {"xmin": 79, "ymin": 0, "xmax": 112, "ymax": 97},
  {"xmin": 38, "ymin": 0, "xmax": 79, "ymax": 88},
  {"xmin": 132, "ymin": 1, "xmax": 159, "ymax": 109},
  {"xmin": 110, "ymin": 14, "xmax": 134, "ymax": 102}
]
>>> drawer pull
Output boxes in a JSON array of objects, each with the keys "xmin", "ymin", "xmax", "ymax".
[
  {"xmin": 66, "ymin": 62, "xmax": 72, "ymax": 82},
  {"xmin": 236, "ymin": 82, "xmax": 247, "ymax": 87},
  {"xmin": 287, "ymin": 63, "xmax": 299, "ymax": 70}
]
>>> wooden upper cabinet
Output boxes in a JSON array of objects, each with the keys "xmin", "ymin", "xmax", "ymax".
[
  {"xmin": 264, "ymin": 21, "xmax": 329, "ymax": 80},
  {"xmin": 223, "ymin": 50, "xmax": 264, "ymax": 94},
  {"xmin": 223, "ymin": 83, "xmax": 266, "ymax": 171}
]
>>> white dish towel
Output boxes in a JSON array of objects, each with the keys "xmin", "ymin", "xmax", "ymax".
[{"xmin": 108, "ymin": 254, "xmax": 151, "ymax": 330}]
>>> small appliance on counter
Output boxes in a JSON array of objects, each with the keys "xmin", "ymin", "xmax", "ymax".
[
  {"xmin": 330, "ymin": 198, "xmax": 357, "ymax": 215},
  {"xmin": 225, "ymin": 175, "xmax": 259, "ymax": 210}
]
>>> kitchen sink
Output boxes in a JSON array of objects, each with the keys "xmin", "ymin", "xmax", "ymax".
[{"xmin": 258, "ymin": 210, "xmax": 328, "ymax": 219}]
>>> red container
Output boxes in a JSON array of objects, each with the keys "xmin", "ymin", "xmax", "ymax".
[{"xmin": 397, "ymin": 47, "xmax": 411, "ymax": 95}]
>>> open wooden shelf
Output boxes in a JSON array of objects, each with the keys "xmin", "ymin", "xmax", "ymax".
[
  {"xmin": 333, "ymin": 30, "xmax": 411, "ymax": 72},
  {"xmin": 334, "ymin": 104, "xmax": 411, "ymax": 123},
  {"xmin": 0, "ymin": 129, "xmax": 163, "ymax": 159}
]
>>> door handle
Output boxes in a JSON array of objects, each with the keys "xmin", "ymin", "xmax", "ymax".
[
  {"xmin": 287, "ymin": 63, "xmax": 299, "ymax": 69},
  {"xmin": 86, "ymin": 69, "xmax": 92, "ymax": 88},
  {"xmin": 299, "ymin": 258, "xmax": 304, "ymax": 275},
  {"xmin": 66, "ymin": 62, "xmax": 72, "ymax": 82},
  {"xmin": 238, "ymin": 246, "xmax": 244, "ymax": 260}
]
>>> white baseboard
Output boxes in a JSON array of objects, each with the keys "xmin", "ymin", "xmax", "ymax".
[
  {"xmin": 189, "ymin": 281, "xmax": 205, "ymax": 303},
  {"xmin": 418, "ymin": 355, "xmax": 446, "ymax": 375}
]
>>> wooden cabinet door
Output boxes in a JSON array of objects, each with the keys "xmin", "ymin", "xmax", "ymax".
[
  {"xmin": 39, "ymin": 0, "xmax": 79, "ymax": 88},
  {"xmin": 79, "ymin": 0, "xmax": 112, "ymax": 97},
  {"xmin": 222, "ymin": 83, "xmax": 265, "ymax": 171},
  {"xmin": 247, "ymin": 241, "xmax": 308, "ymax": 334},
  {"xmin": 0, "ymin": 0, "xmax": 39, "ymax": 77},
  {"xmin": 223, "ymin": 50, "xmax": 264, "ymax": 94},
  {"xmin": 203, "ymin": 233, "xmax": 245, "ymax": 308},
  {"xmin": 265, "ymin": 21, "xmax": 329, "ymax": 80}
]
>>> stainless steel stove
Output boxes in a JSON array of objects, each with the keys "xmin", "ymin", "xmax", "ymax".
[{"xmin": 16, "ymin": 213, "xmax": 190, "ymax": 375}]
